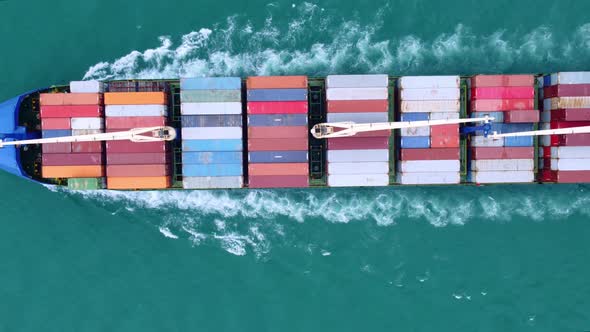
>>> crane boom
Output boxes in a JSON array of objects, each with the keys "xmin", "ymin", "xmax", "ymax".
[
  {"xmin": 0, "ymin": 126, "xmax": 176, "ymax": 148},
  {"xmin": 489, "ymin": 125, "xmax": 590, "ymax": 139},
  {"xmin": 311, "ymin": 116, "xmax": 494, "ymax": 139}
]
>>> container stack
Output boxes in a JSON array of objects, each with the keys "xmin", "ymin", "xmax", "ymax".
[
  {"xmin": 468, "ymin": 75, "xmax": 538, "ymax": 183},
  {"xmin": 324, "ymin": 75, "xmax": 390, "ymax": 187},
  {"xmin": 39, "ymin": 81, "xmax": 105, "ymax": 182},
  {"xmin": 104, "ymin": 91, "xmax": 171, "ymax": 189},
  {"xmin": 539, "ymin": 72, "xmax": 590, "ymax": 183},
  {"xmin": 246, "ymin": 76, "xmax": 309, "ymax": 188},
  {"xmin": 180, "ymin": 77, "xmax": 244, "ymax": 189},
  {"xmin": 397, "ymin": 76, "xmax": 461, "ymax": 184}
]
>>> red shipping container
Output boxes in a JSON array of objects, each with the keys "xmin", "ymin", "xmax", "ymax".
[
  {"xmin": 106, "ymin": 141, "xmax": 167, "ymax": 153},
  {"xmin": 504, "ymin": 110, "xmax": 540, "ymax": 123},
  {"xmin": 471, "ymin": 147, "xmax": 534, "ymax": 160},
  {"xmin": 248, "ymin": 138, "xmax": 308, "ymax": 151},
  {"xmin": 41, "ymin": 105, "xmax": 103, "ymax": 118},
  {"xmin": 107, "ymin": 164, "xmax": 170, "ymax": 177},
  {"xmin": 552, "ymin": 109, "xmax": 590, "ymax": 122},
  {"xmin": 72, "ymin": 142, "xmax": 103, "ymax": 153},
  {"xmin": 430, "ymin": 124, "xmax": 458, "ymax": 137},
  {"xmin": 42, "ymin": 153, "xmax": 103, "ymax": 166},
  {"xmin": 41, "ymin": 118, "xmax": 71, "ymax": 130},
  {"xmin": 327, "ymin": 100, "xmax": 389, "ymax": 113},
  {"xmin": 42, "ymin": 143, "xmax": 72, "ymax": 154},
  {"xmin": 246, "ymin": 76, "xmax": 308, "ymax": 89},
  {"xmin": 106, "ymin": 116, "xmax": 166, "ymax": 129},
  {"xmin": 248, "ymin": 163, "xmax": 308, "ymax": 176},
  {"xmin": 431, "ymin": 135, "xmax": 459, "ymax": 148},
  {"xmin": 554, "ymin": 170, "xmax": 590, "ymax": 183},
  {"xmin": 346, "ymin": 130, "xmax": 391, "ymax": 138},
  {"xmin": 248, "ymin": 126, "xmax": 308, "ymax": 139},
  {"xmin": 471, "ymin": 87, "xmax": 535, "ymax": 99},
  {"xmin": 559, "ymin": 133, "xmax": 590, "ymax": 146},
  {"xmin": 328, "ymin": 137, "xmax": 389, "ymax": 150},
  {"xmin": 471, "ymin": 75, "xmax": 534, "ymax": 87},
  {"xmin": 107, "ymin": 153, "xmax": 169, "ymax": 165},
  {"xmin": 472, "ymin": 99, "xmax": 535, "ymax": 111},
  {"xmin": 544, "ymin": 84, "xmax": 590, "ymax": 98},
  {"xmin": 248, "ymin": 175, "xmax": 309, "ymax": 188},
  {"xmin": 247, "ymin": 101, "xmax": 308, "ymax": 114},
  {"xmin": 400, "ymin": 148, "xmax": 459, "ymax": 160}
]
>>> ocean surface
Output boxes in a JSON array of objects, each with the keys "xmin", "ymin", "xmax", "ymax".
[{"xmin": 1, "ymin": 0, "xmax": 590, "ymax": 331}]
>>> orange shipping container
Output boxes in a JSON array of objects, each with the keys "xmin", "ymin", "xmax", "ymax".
[
  {"xmin": 248, "ymin": 126, "xmax": 308, "ymax": 139},
  {"xmin": 40, "ymin": 93, "xmax": 103, "ymax": 106},
  {"xmin": 42, "ymin": 165, "xmax": 104, "ymax": 178},
  {"xmin": 247, "ymin": 76, "xmax": 308, "ymax": 89},
  {"xmin": 107, "ymin": 176, "xmax": 171, "ymax": 189},
  {"xmin": 106, "ymin": 165, "xmax": 170, "ymax": 177},
  {"xmin": 248, "ymin": 163, "xmax": 308, "ymax": 176},
  {"xmin": 104, "ymin": 92, "xmax": 167, "ymax": 105}
]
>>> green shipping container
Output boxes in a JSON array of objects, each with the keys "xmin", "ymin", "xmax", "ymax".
[
  {"xmin": 67, "ymin": 178, "xmax": 105, "ymax": 190},
  {"xmin": 181, "ymin": 90, "xmax": 241, "ymax": 103}
]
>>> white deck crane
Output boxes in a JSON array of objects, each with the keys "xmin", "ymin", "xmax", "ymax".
[
  {"xmin": 311, "ymin": 116, "xmax": 494, "ymax": 139},
  {"xmin": 0, "ymin": 126, "xmax": 176, "ymax": 148},
  {"xmin": 488, "ymin": 126, "xmax": 590, "ymax": 139}
]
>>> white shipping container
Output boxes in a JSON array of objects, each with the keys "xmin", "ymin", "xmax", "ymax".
[
  {"xmin": 550, "ymin": 72, "xmax": 590, "ymax": 85},
  {"xmin": 327, "ymin": 112, "xmax": 388, "ymax": 123},
  {"xmin": 181, "ymin": 127, "xmax": 242, "ymax": 140},
  {"xmin": 69, "ymin": 80, "xmax": 104, "ymax": 93},
  {"xmin": 471, "ymin": 159, "xmax": 534, "ymax": 172},
  {"xmin": 399, "ymin": 76, "xmax": 460, "ymax": 89},
  {"xmin": 400, "ymin": 125, "xmax": 430, "ymax": 137},
  {"xmin": 399, "ymin": 160, "xmax": 460, "ymax": 173},
  {"xmin": 400, "ymin": 100, "xmax": 460, "ymax": 113},
  {"xmin": 550, "ymin": 158, "xmax": 590, "ymax": 171},
  {"xmin": 430, "ymin": 112, "xmax": 460, "ymax": 120},
  {"xmin": 472, "ymin": 171, "xmax": 534, "ymax": 183},
  {"xmin": 183, "ymin": 102, "xmax": 242, "ymax": 115},
  {"xmin": 327, "ymin": 162, "xmax": 389, "ymax": 175},
  {"xmin": 183, "ymin": 176, "xmax": 243, "ymax": 189},
  {"xmin": 550, "ymin": 146, "xmax": 590, "ymax": 159},
  {"xmin": 471, "ymin": 136, "xmax": 504, "ymax": 147},
  {"xmin": 546, "ymin": 97, "xmax": 590, "ymax": 110},
  {"xmin": 70, "ymin": 117, "xmax": 104, "ymax": 130},
  {"xmin": 400, "ymin": 88, "xmax": 460, "ymax": 101},
  {"xmin": 327, "ymin": 149, "xmax": 388, "ymax": 163},
  {"xmin": 105, "ymin": 105, "xmax": 167, "ymax": 117},
  {"xmin": 72, "ymin": 129, "xmax": 102, "ymax": 135},
  {"xmin": 326, "ymin": 75, "xmax": 388, "ymax": 88},
  {"xmin": 327, "ymin": 174, "xmax": 389, "ymax": 187},
  {"xmin": 326, "ymin": 87, "xmax": 388, "ymax": 101},
  {"xmin": 398, "ymin": 172, "xmax": 460, "ymax": 185},
  {"xmin": 540, "ymin": 123, "xmax": 551, "ymax": 147}
]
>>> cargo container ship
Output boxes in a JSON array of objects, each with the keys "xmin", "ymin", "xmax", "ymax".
[{"xmin": 2, "ymin": 73, "xmax": 590, "ymax": 190}]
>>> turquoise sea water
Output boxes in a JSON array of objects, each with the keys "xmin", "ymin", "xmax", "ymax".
[{"xmin": 2, "ymin": 0, "xmax": 590, "ymax": 331}]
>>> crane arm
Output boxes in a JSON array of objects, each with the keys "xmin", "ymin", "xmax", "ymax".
[
  {"xmin": 0, "ymin": 126, "xmax": 176, "ymax": 148},
  {"xmin": 489, "ymin": 126, "xmax": 590, "ymax": 139},
  {"xmin": 311, "ymin": 116, "xmax": 494, "ymax": 139}
]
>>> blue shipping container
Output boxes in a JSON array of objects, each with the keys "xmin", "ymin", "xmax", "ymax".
[
  {"xmin": 182, "ymin": 115, "xmax": 243, "ymax": 128},
  {"xmin": 182, "ymin": 139, "xmax": 243, "ymax": 152},
  {"xmin": 248, "ymin": 151, "xmax": 308, "ymax": 163},
  {"xmin": 504, "ymin": 136, "xmax": 534, "ymax": 147},
  {"xmin": 247, "ymin": 114, "xmax": 308, "ymax": 126},
  {"xmin": 475, "ymin": 123, "xmax": 535, "ymax": 136},
  {"xmin": 181, "ymin": 77, "xmax": 241, "ymax": 90},
  {"xmin": 42, "ymin": 130, "xmax": 72, "ymax": 138},
  {"xmin": 400, "ymin": 113, "xmax": 429, "ymax": 121},
  {"xmin": 183, "ymin": 164, "xmax": 243, "ymax": 177},
  {"xmin": 400, "ymin": 136, "xmax": 430, "ymax": 149},
  {"xmin": 543, "ymin": 75, "xmax": 551, "ymax": 87},
  {"xmin": 247, "ymin": 89, "xmax": 308, "ymax": 102},
  {"xmin": 183, "ymin": 151, "xmax": 243, "ymax": 165}
]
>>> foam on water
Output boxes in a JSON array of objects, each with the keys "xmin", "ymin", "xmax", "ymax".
[{"xmin": 83, "ymin": 3, "xmax": 590, "ymax": 80}]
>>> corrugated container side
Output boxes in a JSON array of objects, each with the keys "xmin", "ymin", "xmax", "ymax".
[
  {"xmin": 559, "ymin": 134, "xmax": 590, "ymax": 146},
  {"xmin": 72, "ymin": 142, "xmax": 103, "ymax": 153},
  {"xmin": 400, "ymin": 136, "xmax": 430, "ymax": 149},
  {"xmin": 248, "ymin": 163, "xmax": 309, "ymax": 176},
  {"xmin": 182, "ymin": 115, "xmax": 242, "ymax": 127},
  {"xmin": 248, "ymin": 126, "xmax": 308, "ymax": 139},
  {"xmin": 181, "ymin": 127, "xmax": 243, "ymax": 139},
  {"xmin": 551, "ymin": 72, "xmax": 590, "ymax": 85},
  {"xmin": 471, "ymin": 147, "xmax": 534, "ymax": 159},
  {"xmin": 326, "ymin": 88, "xmax": 388, "ymax": 101},
  {"xmin": 471, "ymin": 136, "xmax": 505, "ymax": 147},
  {"xmin": 326, "ymin": 112, "xmax": 388, "ymax": 123},
  {"xmin": 247, "ymin": 101, "xmax": 308, "ymax": 114},
  {"xmin": 182, "ymin": 151, "xmax": 243, "ymax": 165},
  {"xmin": 399, "ymin": 160, "xmax": 460, "ymax": 173},
  {"xmin": 471, "ymin": 171, "xmax": 534, "ymax": 183},
  {"xmin": 182, "ymin": 139, "xmax": 243, "ymax": 152},
  {"xmin": 399, "ymin": 76, "xmax": 460, "ymax": 89},
  {"xmin": 70, "ymin": 118, "xmax": 104, "ymax": 130},
  {"xmin": 550, "ymin": 146, "xmax": 590, "ymax": 159},
  {"xmin": 105, "ymin": 105, "xmax": 167, "ymax": 117},
  {"xmin": 544, "ymin": 84, "xmax": 590, "ymax": 98},
  {"xmin": 183, "ymin": 164, "xmax": 243, "ymax": 177},
  {"xmin": 471, "ymin": 87, "xmax": 535, "ymax": 99},
  {"xmin": 550, "ymin": 109, "xmax": 590, "ymax": 122},
  {"xmin": 181, "ymin": 90, "xmax": 241, "ymax": 103},
  {"xmin": 40, "ymin": 105, "xmax": 103, "ymax": 118},
  {"xmin": 400, "ymin": 126, "xmax": 430, "ymax": 137},
  {"xmin": 327, "ymin": 174, "xmax": 389, "ymax": 187},
  {"xmin": 42, "ymin": 153, "xmax": 103, "ymax": 166},
  {"xmin": 470, "ymin": 111, "xmax": 504, "ymax": 123},
  {"xmin": 107, "ymin": 165, "xmax": 170, "ymax": 177},
  {"xmin": 42, "ymin": 130, "xmax": 72, "ymax": 138},
  {"xmin": 67, "ymin": 178, "xmax": 105, "ymax": 190},
  {"xmin": 547, "ymin": 97, "xmax": 590, "ymax": 110},
  {"xmin": 326, "ymin": 75, "xmax": 388, "ymax": 88},
  {"xmin": 247, "ymin": 89, "xmax": 308, "ymax": 102},
  {"xmin": 553, "ymin": 170, "xmax": 590, "ymax": 183},
  {"xmin": 180, "ymin": 77, "xmax": 241, "ymax": 90},
  {"xmin": 42, "ymin": 165, "xmax": 104, "ymax": 178},
  {"xmin": 183, "ymin": 176, "xmax": 244, "ymax": 189},
  {"xmin": 248, "ymin": 138, "xmax": 308, "ymax": 151},
  {"xmin": 248, "ymin": 151, "xmax": 308, "ymax": 163},
  {"xmin": 248, "ymin": 175, "xmax": 309, "ymax": 188},
  {"xmin": 104, "ymin": 92, "xmax": 167, "ymax": 105},
  {"xmin": 106, "ymin": 116, "xmax": 166, "ymax": 129},
  {"xmin": 70, "ymin": 81, "xmax": 104, "ymax": 93},
  {"xmin": 429, "ymin": 112, "xmax": 460, "ymax": 120},
  {"xmin": 107, "ymin": 176, "xmax": 171, "ymax": 189},
  {"xmin": 550, "ymin": 158, "xmax": 590, "ymax": 171},
  {"xmin": 504, "ymin": 110, "xmax": 540, "ymax": 123},
  {"xmin": 400, "ymin": 148, "xmax": 460, "ymax": 160},
  {"xmin": 471, "ymin": 75, "xmax": 534, "ymax": 87},
  {"xmin": 40, "ymin": 93, "xmax": 103, "ymax": 106},
  {"xmin": 400, "ymin": 100, "xmax": 460, "ymax": 113},
  {"xmin": 107, "ymin": 153, "xmax": 169, "ymax": 165},
  {"xmin": 327, "ymin": 100, "xmax": 388, "ymax": 113},
  {"xmin": 398, "ymin": 172, "xmax": 460, "ymax": 185},
  {"xmin": 181, "ymin": 102, "xmax": 242, "ymax": 115},
  {"xmin": 504, "ymin": 136, "xmax": 534, "ymax": 147},
  {"xmin": 327, "ymin": 162, "xmax": 388, "ymax": 175},
  {"xmin": 72, "ymin": 129, "xmax": 102, "ymax": 136},
  {"xmin": 41, "ymin": 118, "xmax": 71, "ymax": 130},
  {"xmin": 400, "ymin": 113, "xmax": 430, "ymax": 121},
  {"xmin": 327, "ymin": 137, "xmax": 389, "ymax": 150},
  {"xmin": 106, "ymin": 141, "xmax": 167, "ymax": 153},
  {"xmin": 471, "ymin": 159, "xmax": 534, "ymax": 171},
  {"xmin": 400, "ymin": 88, "xmax": 460, "ymax": 101},
  {"xmin": 43, "ymin": 143, "xmax": 72, "ymax": 154},
  {"xmin": 247, "ymin": 114, "xmax": 307, "ymax": 127},
  {"xmin": 327, "ymin": 149, "xmax": 388, "ymax": 162},
  {"xmin": 472, "ymin": 99, "xmax": 535, "ymax": 111},
  {"xmin": 246, "ymin": 76, "xmax": 308, "ymax": 89}
]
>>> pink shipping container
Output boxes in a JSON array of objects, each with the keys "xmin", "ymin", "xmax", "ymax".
[
  {"xmin": 504, "ymin": 110, "xmax": 540, "ymax": 123},
  {"xmin": 471, "ymin": 147, "xmax": 534, "ymax": 160},
  {"xmin": 327, "ymin": 100, "xmax": 388, "ymax": 113},
  {"xmin": 471, "ymin": 99, "xmax": 535, "ymax": 111},
  {"xmin": 42, "ymin": 153, "xmax": 103, "ymax": 166},
  {"xmin": 107, "ymin": 153, "xmax": 169, "ymax": 165},
  {"xmin": 248, "ymin": 126, "xmax": 308, "ymax": 139},
  {"xmin": 559, "ymin": 134, "xmax": 590, "ymax": 146},
  {"xmin": 544, "ymin": 84, "xmax": 590, "ymax": 98},
  {"xmin": 106, "ymin": 141, "xmax": 167, "ymax": 153},
  {"xmin": 471, "ymin": 75, "xmax": 535, "ymax": 87},
  {"xmin": 41, "ymin": 118, "xmax": 71, "ymax": 130},
  {"xmin": 471, "ymin": 87, "xmax": 535, "ymax": 99},
  {"xmin": 72, "ymin": 142, "xmax": 103, "ymax": 153},
  {"xmin": 43, "ymin": 143, "xmax": 72, "ymax": 154},
  {"xmin": 551, "ymin": 109, "xmax": 590, "ymax": 122},
  {"xmin": 247, "ymin": 101, "xmax": 308, "ymax": 114},
  {"xmin": 400, "ymin": 148, "xmax": 460, "ymax": 161},
  {"xmin": 248, "ymin": 175, "xmax": 309, "ymax": 188}
]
